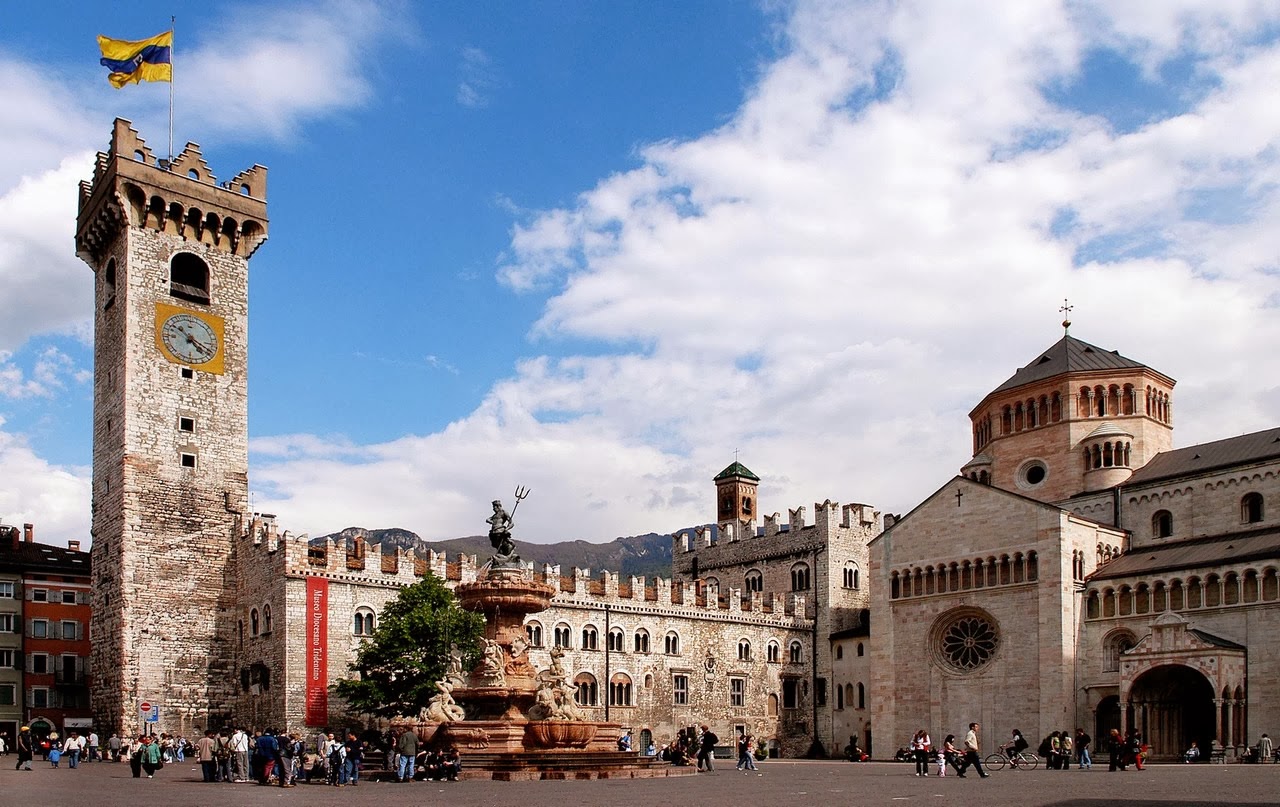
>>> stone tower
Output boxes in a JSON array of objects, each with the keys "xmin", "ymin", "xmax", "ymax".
[
  {"xmin": 714, "ymin": 461, "xmax": 760, "ymax": 525},
  {"xmin": 75, "ymin": 119, "xmax": 268, "ymax": 734},
  {"xmin": 961, "ymin": 334, "xmax": 1175, "ymax": 503}
]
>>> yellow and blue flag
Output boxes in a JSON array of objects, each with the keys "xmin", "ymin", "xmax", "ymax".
[{"xmin": 97, "ymin": 32, "xmax": 172, "ymax": 88}]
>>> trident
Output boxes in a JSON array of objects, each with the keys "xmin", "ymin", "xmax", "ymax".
[{"xmin": 507, "ymin": 485, "xmax": 531, "ymax": 525}]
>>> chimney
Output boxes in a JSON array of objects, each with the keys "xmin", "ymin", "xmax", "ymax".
[
  {"xmin": 6, "ymin": 526, "xmax": 16, "ymax": 551},
  {"xmin": 23, "ymin": 523, "xmax": 33, "ymax": 543},
  {"xmin": 68, "ymin": 540, "xmax": 81, "ymax": 552}
]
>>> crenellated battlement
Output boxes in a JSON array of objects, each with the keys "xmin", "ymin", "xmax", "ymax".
[
  {"xmin": 672, "ymin": 499, "xmax": 882, "ymax": 558},
  {"xmin": 76, "ymin": 118, "xmax": 268, "ymax": 268}
]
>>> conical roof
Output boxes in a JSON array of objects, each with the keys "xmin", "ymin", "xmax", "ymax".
[
  {"xmin": 714, "ymin": 461, "xmax": 760, "ymax": 482},
  {"xmin": 991, "ymin": 335, "xmax": 1152, "ymax": 394}
]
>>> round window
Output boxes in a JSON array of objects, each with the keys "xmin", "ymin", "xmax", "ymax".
[
  {"xmin": 1018, "ymin": 459, "xmax": 1048, "ymax": 489},
  {"xmin": 934, "ymin": 610, "xmax": 999, "ymax": 673}
]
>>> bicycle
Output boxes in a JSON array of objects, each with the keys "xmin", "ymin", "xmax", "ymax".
[{"xmin": 984, "ymin": 750, "xmax": 1040, "ymax": 771}]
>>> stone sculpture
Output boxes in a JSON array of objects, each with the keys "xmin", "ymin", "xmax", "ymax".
[
  {"xmin": 423, "ymin": 679, "xmax": 466, "ymax": 723},
  {"xmin": 479, "ymin": 638, "xmax": 507, "ymax": 686},
  {"xmin": 486, "ymin": 486, "xmax": 529, "ymax": 568},
  {"xmin": 446, "ymin": 642, "xmax": 466, "ymax": 685}
]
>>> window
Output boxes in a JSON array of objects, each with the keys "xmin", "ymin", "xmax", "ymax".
[
  {"xmin": 525, "ymin": 621, "xmax": 543, "ymax": 647},
  {"xmin": 609, "ymin": 673, "xmax": 633, "ymax": 706},
  {"xmin": 843, "ymin": 562, "xmax": 860, "ymax": 589},
  {"xmin": 737, "ymin": 639, "xmax": 752, "ymax": 661},
  {"xmin": 745, "ymin": 569, "xmax": 763, "ymax": 593},
  {"xmin": 582, "ymin": 625, "xmax": 599, "ymax": 651},
  {"xmin": 767, "ymin": 640, "xmax": 780, "ymax": 663},
  {"xmin": 0, "ymin": 683, "xmax": 14, "ymax": 706},
  {"xmin": 31, "ymin": 589, "xmax": 47, "ymax": 602},
  {"xmin": 58, "ymin": 654, "xmax": 79, "ymax": 684},
  {"xmin": 353, "ymin": 607, "xmax": 375, "ymax": 636},
  {"xmin": 1103, "ymin": 631, "xmax": 1136, "ymax": 672},
  {"xmin": 61, "ymin": 590, "xmax": 77, "ymax": 604},
  {"xmin": 782, "ymin": 679, "xmax": 799, "ymax": 709},
  {"xmin": 31, "ymin": 619, "xmax": 48, "ymax": 639},
  {"xmin": 837, "ymin": 684, "xmax": 845, "ymax": 709},
  {"xmin": 180, "ymin": 452, "xmax": 197, "ymax": 468},
  {"xmin": 1153, "ymin": 510, "xmax": 1173, "ymax": 538},
  {"xmin": 857, "ymin": 642, "xmax": 864, "ymax": 657},
  {"xmin": 791, "ymin": 562, "xmax": 810, "ymax": 591},
  {"xmin": 574, "ymin": 673, "xmax": 598, "ymax": 706},
  {"xmin": 1242, "ymin": 493, "xmax": 1264, "ymax": 524},
  {"xmin": 634, "ymin": 629, "xmax": 650, "ymax": 654},
  {"xmin": 250, "ymin": 608, "xmax": 259, "ymax": 637},
  {"xmin": 31, "ymin": 687, "xmax": 49, "ymax": 708},
  {"xmin": 61, "ymin": 620, "xmax": 79, "ymax": 640},
  {"xmin": 30, "ymin": 653, "xmax": 49, "ymax": 674},
  {"xmin": 836, "ymin": 645, "xmax": 843, "ymax": 660},
  {"xmin": 730, "ymin": 677, "xmax": 745, "ymax": 707},
  {"xmin": 815, "ymin": 677, "xmax": 827, "ymax": 706},
  {"xmin": 857, "ymin": 682, "xmax": 865, "ymax": 709},
  {"xmin": 179, "ymin": 416, "xmax": 195, "ymax": 432},
  {"xmin": 170, "ymin": 252, "xmax": 210, "ymax": 304},
  {"xmin": 0, "ymin": 614, "xmax": 13, "ymax": 632},
  {"xmin": 262, "ymin": 604, "xmax": 272, "ymax": 634},
  {"xmin": 0, "ymin": 649, "xmax": 13, "ymax": 667},
  {"xmin": 608, "ymin": 627, "xmax": 625, "ymax": 652},
  {"xmin": 554, "ymin": 623, "xmax": 572, "ymax": 648},
  {"xmin": 0, "ymin": 581, "xmax": 12, "ymax": 598},
  {"xmin": 181, "ymin": 367, "xmax": 194, "ymax": 379},
  {"xmin": 664, "ymin": 631, "xmax": 681, "ymax": 655},
  {"xmin": 789, "ymin": 641, "xmax": 803, "ymax": 664},
  {"xmin": 673, "ymin": 674, "xmax": 688, "ymax": 705}
]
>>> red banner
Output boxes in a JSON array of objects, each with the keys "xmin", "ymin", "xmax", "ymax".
[{"xmin": 304, "ymin": 576, "xmax": 329, "ymax": 726}]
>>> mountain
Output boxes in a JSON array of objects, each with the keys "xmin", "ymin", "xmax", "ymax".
[{"xmin": 312, "ymin": 527, "xmax": 676, "ymax": 581}]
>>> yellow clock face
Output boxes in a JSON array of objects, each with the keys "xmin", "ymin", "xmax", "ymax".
[{"xmin": 155, "ymin": 303, "xmax": 225, "ymax": 374}]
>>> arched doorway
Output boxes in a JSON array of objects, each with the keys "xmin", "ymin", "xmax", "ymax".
[
  {"xmin": 1095, "ymin": 694, "xmax": 1121, "ymax": 746},
  {"xmin": 1127, "ymin": 665, "xmax": 1215, "ymax": 760}
]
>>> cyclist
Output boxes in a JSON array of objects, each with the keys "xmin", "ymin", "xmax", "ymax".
[{"xmin": 1001, "ymin": 729, "xmax": 1030, "ymax": 765}]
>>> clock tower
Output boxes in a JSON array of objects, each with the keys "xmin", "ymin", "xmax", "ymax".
[{"xmin": 75, "ymin": 119, "xmax": 268, "ymax": 734}]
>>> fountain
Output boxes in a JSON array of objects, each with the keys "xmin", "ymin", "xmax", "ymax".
[{"xmin": 403, "ymin": 491, "xmax": 694, "ymax": 780}]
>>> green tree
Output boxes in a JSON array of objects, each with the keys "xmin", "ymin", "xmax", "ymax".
[{"xmin": 333, "ymin": 574, "xmax": 486, "ymax": 718}]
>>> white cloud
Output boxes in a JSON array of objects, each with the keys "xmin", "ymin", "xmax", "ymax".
[
  {"xmin": 457, "ymin": 46, "xmax": 498, "ymax": 109},
  {"xmin": 0, "ymin": 417, "xmax": 91, "ymax": 546},
  {"xmin": 262, "ymin": 0, "xmax": 1280, "ymax": 542}
]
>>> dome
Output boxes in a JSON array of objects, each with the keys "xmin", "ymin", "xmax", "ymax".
[{"xmin": 1083, "ymin": 422, "xmax": 1133, "ymax": 441}]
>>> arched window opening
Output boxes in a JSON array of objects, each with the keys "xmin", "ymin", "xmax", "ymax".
[
  {"xmin": 791, "ymin": 562, "xmax": 811, "ymax": 591},
  {"xmin": 788, "ymin": 641, "xmax": 803, "ymax": 664},
  {"xmin": 1223, "ymin": 573, "xmax": 1240, "ymax": 606},
  {"xmin": 836, "ymin": 684, "xmax": 844, "ymax": 710},
  {"xmin": 745, "ymin": 569, "xmax": 763, "ymax": 593},
  {"xmin": 608, "ymin": 627, "xmax": 625, "ymax": 652},
  {"xmin": 1187, "ymin": 578, "xmax": 1203, "ymax": 608},
  {"xmin": 856, "ymin": 642, "xmax": 864, "ymax": 657},
  {"xmin": 353, "ymin": 607, "xmax": 375, "ymax": 636},
  {"xmin": 574, "ymin": 673, "xmax": 598, "ymax": 706},
  {"xmin": 857, "ymin": 682, "xmax": 866, "ymax": 709},
  {"xmin": 664, "ymin": 631, "xmax": 681, "ymax": 655},
  {"xmin": 1086, "ymin": 590, "xmax": 1100, "ymax": 619},
  {"xmin": 890, "ymin": 572, "xmax": 900, "ymax": 599},
  {"xmin": 1103, "ymin": 631, "xmax": 1136, "ymax": 672},
  {"xmin": 1243, "ymin": 493, "xmax": 1264, "ymax": 524},
  {"xmin": 250, "ymin": 608, "xmax": 259, "ymax": 637},
  {"xmin": 1243, "ymin": 571, "xmax": 1259, "ymax": 603},
  {"xmin": 738, "ymin": 639, "xmax": 752, "ymax": 661},
  {"xmin": 1153, "ymin": 510, "xmax": 1173, "ymax": 538},
  {"xmin": 767, "ymin": 640, "xmax": 780, "ymax": 663},
  {"xmin": 634, "ymin": 629, "xmax": 650, "ymax": 654},
  {"xmin": 554, "ymin": 623, "xmax": 572, "ymax": 648},
  {"xmin": 609, "ymin": 673, "xmax": 633, "ymax": 706},
  {"xmin": 843, "ymin": 562, "xmax": 860, "ymax": 589},
  {"xmin": 262, "ymin": 603, "xmax": 272, "ymax": 633},
  {"xmin": 169, "ymin": 252, "xmax": 210, "ymax": 304},
  {"xmin": 1170, "ymin": 581, "xmax": 1185, "ymax": 610},
  {"xmin": 1103, "ymin": 589, "xmax": 1116, "ymax": 618},
  {"xmin": 582, "ymin": 625, "xmax": 599, "ymax": 651},
  {"xmin": 525, "ymin": 621, "xmax": 543, "ymax": 647}
]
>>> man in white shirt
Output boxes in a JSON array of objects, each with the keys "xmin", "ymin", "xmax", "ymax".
[
  {"xmin": 87, "ymin": 731, "xmax": 99, "ymax": 762},
  {"xmin": 957, "ymin": 722, "xmax": 989, "ymax": 778},
  {"xmin": 229, "ymin": 727, "xmax": 250, "ymax": 782}
]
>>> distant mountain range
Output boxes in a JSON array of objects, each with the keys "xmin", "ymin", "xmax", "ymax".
[{"xmin": 312, "ymin": 527, "xmax": 676, "ymax": 581}]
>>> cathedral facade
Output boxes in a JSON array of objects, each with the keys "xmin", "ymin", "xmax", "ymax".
[{"xmin": 871, "ymin": 334, "xmax": 1280, "ymax": 760}]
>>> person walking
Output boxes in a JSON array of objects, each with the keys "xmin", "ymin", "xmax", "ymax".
[
  {"xmin": 1107, "ymin": 728, "xmax": 1126, "ymax": 771},
  {"xmin": 736, "ymin": 731, "xmax": 759, "ymax": 771},
  {"xmin": 957, "ymin": 722, "xmax": 989, "ymax": 778},
  {"xmin": 196, "ymin": 730, "xmax": 218, "ymax": 782},
  {"xmin": 343, "ymin": 730, "xmax": 364, "ymax": 786},
  {"xmin": 1075, "ymin": 728, "xmax": 1092, "ymax": 769},
  {"xmin": 15, "ymin": 727, "xmax": 33, "ymax": 771},
  {"xmin": 696, "ymin": 724, "xmax": 718, "ymax": 772},
  {"xmin": 229, "ymin": 727, "xmax": 249, "ymax": 782},
  {"xmin": 396, "ymin": 727, "xmax": 419, "ymax": 782}
]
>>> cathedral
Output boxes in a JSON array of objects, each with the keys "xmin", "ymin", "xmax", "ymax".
[{"xmin": 76, "ymin": 119, "xmax": 1279, "ymax": 760}]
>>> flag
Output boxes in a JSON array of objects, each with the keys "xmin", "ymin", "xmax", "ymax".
[{"xmin": 97, "ymin": 31, "xmax": 172, "ymax": 88}]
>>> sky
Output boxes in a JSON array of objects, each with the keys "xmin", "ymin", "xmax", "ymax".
[{"xmin": 2, "ymin": 0, "xmax": 1280, "ymax": 550}]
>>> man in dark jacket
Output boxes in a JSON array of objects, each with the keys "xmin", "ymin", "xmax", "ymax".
[
  {"xmin": 697, "ymin": 725, "xmax": 718, "ymax": 772},
  {"xmin": 254, "ymin": 729, "xmax": 280, "ymax": 785},
  {"xmin": 395, "ymin": 728, "xmax": 418, "ymax": 782}
]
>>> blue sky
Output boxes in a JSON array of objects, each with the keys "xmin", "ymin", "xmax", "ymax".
[{"xmin": 3, "ymin": 1, "xmax": 1280, "ymax": 548}]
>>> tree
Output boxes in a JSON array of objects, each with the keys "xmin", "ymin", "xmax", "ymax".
[{"xmin": 333, "ymin": 573, "xmax": 486, "ymax": 718}]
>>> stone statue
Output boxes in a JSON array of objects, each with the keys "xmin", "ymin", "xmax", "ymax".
[
  {"xmin": 479, "ymin": 638, "xmax": 507, "ymax": 686},
  {"xmin": 423, "ymin": 679, "xmax": 466, "ymax": 723},
  {"xmin": 487, "ymin": 500, "xmax": 521, "ymax": 567},
  {"xmin": 446, "ymin": 642, "xmax": 465, "ymax": 685},
  {"xmin": 530, "ymin": 645, "xmax": 586, "ymax": 721}
]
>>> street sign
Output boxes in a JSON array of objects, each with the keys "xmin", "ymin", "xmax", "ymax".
[{"xmin": 138, "ymin": 701, "xmax": 160, "ymax": 723}]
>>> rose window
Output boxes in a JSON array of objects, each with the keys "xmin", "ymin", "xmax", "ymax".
[{"xmin": 938, "ymin": 613, "xmax": 998, "ymax": 671}]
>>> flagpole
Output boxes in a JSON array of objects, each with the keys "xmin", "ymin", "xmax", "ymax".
[{"xmin": 168, "ymin": 15, "xmax": 175, "ymax": 162}]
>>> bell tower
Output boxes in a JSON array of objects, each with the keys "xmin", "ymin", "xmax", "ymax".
[
  {"xmin": 76, "ymin": 119, "xmax": 268, "ymax": 734},
  {"xmin": 714, "ymin": 460, "xmax": 760, "ymax": 525}
]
